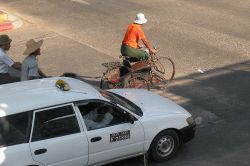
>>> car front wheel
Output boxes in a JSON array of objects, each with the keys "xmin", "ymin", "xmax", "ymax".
[{"xmin": 150, "ymin": 130, "xmax": 180, "ymax": 161}]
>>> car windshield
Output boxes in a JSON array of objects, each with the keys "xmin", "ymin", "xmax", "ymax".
[{"xmin": 99, "ymin": 89, "xmax": 143, "ymax": 116}]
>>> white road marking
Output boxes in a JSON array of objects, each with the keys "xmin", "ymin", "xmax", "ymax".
[{"xmin": 71, "ymin": 0, "xmax": 90, "ymax": 5}]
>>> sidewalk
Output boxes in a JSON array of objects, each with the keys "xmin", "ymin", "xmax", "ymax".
[{"xmin": 0, "ymin": 10, "xmax": 22, "ymax": 32}]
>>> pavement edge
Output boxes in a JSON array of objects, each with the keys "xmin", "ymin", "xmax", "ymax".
[{"xmin": 0, "ymin": 10, "xmax": 22, "ymax": 32}]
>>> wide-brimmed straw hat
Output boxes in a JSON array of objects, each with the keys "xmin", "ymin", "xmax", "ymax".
[
  {"xmin": 134, "ymin": 13, "xmax": 147, "ymax": 25},
  {"xmin": 0, "ymin": 34, "xmax": 12, "ymax": 45},
  {"xmin": 23, "ymin": 39, "xmax": 43, "ymax": 55}
]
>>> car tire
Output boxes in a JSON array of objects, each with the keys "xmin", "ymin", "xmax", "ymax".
[{"xmin": 150, "ymin": 130, "xmax": 180, "ymax": 161}]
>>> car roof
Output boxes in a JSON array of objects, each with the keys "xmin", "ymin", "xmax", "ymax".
[{"xmin": 0, "ymin": 77, "xmax": 102, "ymax": 117}]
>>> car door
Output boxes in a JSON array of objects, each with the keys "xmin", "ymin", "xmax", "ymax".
[
  {"xmin": 76, "ymin": 100, "xmax": 145, "ymax": 165},
  {"xmin": 29, "ymin": 104, "xmax": 89, "ymax": 166},
  {"xmin": 0, "ymin": 111, "xmax": 42, "ymax": 166}
]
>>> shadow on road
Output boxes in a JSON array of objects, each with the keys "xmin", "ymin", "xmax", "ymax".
[
  {"xmin": 167, "ymin": 60, "xmax": 250, "ymax": 125},
  {"xmin": 8, "ymin": 69, "xmax": 101, "ymax": 88}
]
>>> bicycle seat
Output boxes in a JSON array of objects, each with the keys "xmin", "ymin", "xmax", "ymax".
[
  {"xmin": 122, "ymin": 60, "xmax": 132, "ymax": 68},
  {"xmin": 125, "ymin": 57, "xmax": 140, "ymax": 62}
]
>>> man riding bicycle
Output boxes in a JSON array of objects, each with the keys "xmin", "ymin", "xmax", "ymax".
[{"xmin": 121, "ymin": 13, "xmax": 156, "ymax": 61}]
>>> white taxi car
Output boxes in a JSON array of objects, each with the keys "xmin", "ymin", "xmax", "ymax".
[{"xmin": 0, "ymin": 77, "xmax": 196, "ymax": 166}]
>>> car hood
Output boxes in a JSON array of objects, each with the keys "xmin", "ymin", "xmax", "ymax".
[{"xmin": 109, "ymin": 89, "xmax": 190, "ymax": 116}]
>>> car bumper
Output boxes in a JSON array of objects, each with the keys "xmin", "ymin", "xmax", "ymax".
[{"xmin": 180, "ymin": 123, "xmax": 196, "ymax": 144}]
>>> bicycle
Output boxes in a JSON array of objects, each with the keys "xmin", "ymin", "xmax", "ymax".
[{"xmin": 100, "ymin": 50, "xmax": 175, "ymax": 90}]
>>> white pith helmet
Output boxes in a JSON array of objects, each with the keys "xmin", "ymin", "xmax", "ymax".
[{"xmin": 134, "ymin": 13, "xmax": 147, "ymax": 25}]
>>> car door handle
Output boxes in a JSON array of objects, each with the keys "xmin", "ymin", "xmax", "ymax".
[
  {"xmin": 34, "ymin": 148, "xmax": 47, "ymax": 155},
  {"xmin": 91, "ymin": 136, "xmax": 102, "ymax": 142}
]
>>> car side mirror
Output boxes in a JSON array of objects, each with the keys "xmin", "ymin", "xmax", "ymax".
[{"xmin": 124, "ymin": 112, "xmax": 134, "ymax": 124}]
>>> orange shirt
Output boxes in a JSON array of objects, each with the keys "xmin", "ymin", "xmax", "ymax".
[{"xmin": 122, "ymin": 23, "xmax": 146, "ymax": 48}]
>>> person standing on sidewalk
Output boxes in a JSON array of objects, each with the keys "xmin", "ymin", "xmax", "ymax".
[
  {"xmin": 0, "ymin": 34, "xmax": 21, "ymax": 85},
  {"xmin": 21, "ymin": 39, "xmax": 46, "ymax": 81},
  {"xmin": 121, "ymin": 13, "xmax": 156, "ymax": 61}
]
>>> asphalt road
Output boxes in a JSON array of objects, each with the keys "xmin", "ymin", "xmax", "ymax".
[{"xmin": 1, "ymin": 0, "xmax": 250, "ymax": 166}]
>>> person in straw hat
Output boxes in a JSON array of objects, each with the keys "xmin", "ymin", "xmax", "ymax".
[
  {"xmin": 121, "ymin": 13, "xmax": 156, "ymax": 61},
  {"xmin": 0, "ymin": 34, "xmax": 21, "ymax": 85},
  {"xmin": 21, "ymin": 39, "xmax": 46, "ymax": 81}
]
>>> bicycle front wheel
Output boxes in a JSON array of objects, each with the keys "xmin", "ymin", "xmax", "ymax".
[{"xmin": 152, "ymin": 57, "xmax": 175, "ymax": 82}]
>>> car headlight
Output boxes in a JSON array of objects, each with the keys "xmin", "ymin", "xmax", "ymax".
[{"xmin": 186, "ymin": 116, "xmax": 194, "ymax": 125}]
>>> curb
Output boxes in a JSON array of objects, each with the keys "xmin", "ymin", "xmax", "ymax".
[{"xmin": 0, "ymin": 10, "xmax": 22, "ymax": 32}]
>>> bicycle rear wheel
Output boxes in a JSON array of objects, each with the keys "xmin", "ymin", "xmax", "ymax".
[
  {"xmin": 100, "ymin": 77, "xmax": 105, "ymax": 89},
  {"xmin": 100, "ymin": 75, "xmax": 114, "ymax": 89},
  {"xmin": 126, "ymin": 76, "xmax": 150, "ymax": 91},
  {"xmin": 152, "ymin": 57, "xmax": 175, "ymax": 82},
  {"xmin": 100, "ymin": 77, "xmax": 114, "ymax": 89},
  {"xmin": 100, "ymin": 67, "xmax": 121, "ymax": 89}
]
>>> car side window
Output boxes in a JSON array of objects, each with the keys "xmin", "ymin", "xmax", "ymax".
[
  {"xmin": 78, "ymin": 101, "xmax": 130, "ymax": 131},
  {"xmin": 31, "ymin": 105, "xmax": 80, "ymax": 142},
  {"xmin": 0, "ymin": 112, "xmax": 30, "ymax": 147}
]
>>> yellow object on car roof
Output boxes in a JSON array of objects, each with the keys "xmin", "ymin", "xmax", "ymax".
[{"xmin": 55, "ymin": 79, "xmax": 70, "ymax": 91}]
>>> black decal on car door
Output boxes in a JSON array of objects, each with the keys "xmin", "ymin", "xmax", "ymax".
[{"xmin": 110, "ymin": 130, "xmax": 130, "ymax": 142}]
